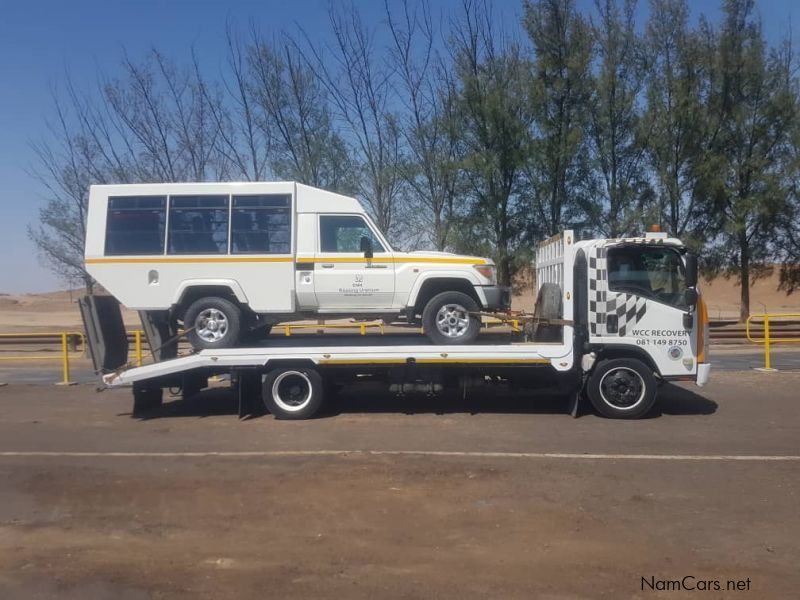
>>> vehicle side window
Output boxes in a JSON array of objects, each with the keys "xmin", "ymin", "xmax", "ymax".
[
  {"xmin": 168, "ymin": 196, "xmax": 229, "ymax": 254},
  {"xmin": 319, "ymin": 215, "xmax": 385, "ymax": 253},
  {"xmin": 231, "ymin": 195, "xmax": 291, "ymax": 254},
  {"xmin": 608, "ymin": 246, "xmax": 687, "ymax": 308},
  {"xmin": 105, "ymin": 196, "xmax": 166, "ymax": 255}
]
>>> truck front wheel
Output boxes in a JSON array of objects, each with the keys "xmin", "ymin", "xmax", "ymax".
[
  {"xmin": 184, "ymin": 297, "xmax": 242, "ymax": 350},
  {"xmin": 422, "ymin": 291, "xmax": 481, "ymax": 345},
  {"xmin": 587, "ymin": 358, "xmax": 657, "ymax": 419}
]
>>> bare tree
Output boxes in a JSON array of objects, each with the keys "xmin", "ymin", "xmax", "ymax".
[
  {"xmin": 387, "ymin": 0, "xmax": 464, "ymax": 250},
  {"xmin": 294, "ymin": 4, "xmax": 405, "ymax": 236},
  {"xmin": 246, "ymin": 30, "xmax": 353, "ymax": 191}
]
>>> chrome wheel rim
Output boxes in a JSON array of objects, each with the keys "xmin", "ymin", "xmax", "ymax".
[
  {"xmin": 599, "ymin": 367, "xmax": 646, "ymax": 410},
  {"xmin": 435, "ymin": 303, "xmax": 471, "ymax": 338},
  {"xmin": 271, "ymin": 371, "xmax": 312, "ymax": 412},
  {"xmin": 195, "ymin": 308, "xmax": 229, "ymax": 343}
]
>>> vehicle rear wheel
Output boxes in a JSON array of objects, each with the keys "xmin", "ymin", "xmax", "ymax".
[
  {"xmin": 262, "ymin": 367, "xmax": 324, "ymax": 420},
  {"xmin": 586, "ymin": 358, "xmax": 657, "ymax": 419},
  {"xmin": 184, "ymin": 297, "xmax": 242, "ymax": 350},
  {"xmin": 422, "ymin": 291, "xmax": 481, "ymax": 345}
]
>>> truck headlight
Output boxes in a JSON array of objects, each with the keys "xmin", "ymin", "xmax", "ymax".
[{"xmin": 473, "ymin": 264, "xmax": 496, "ymax": 284}]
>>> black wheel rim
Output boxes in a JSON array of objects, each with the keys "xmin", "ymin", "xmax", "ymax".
[{"xmin": 599, "ymin": 367, "xmax": 645, "ymax": 409}]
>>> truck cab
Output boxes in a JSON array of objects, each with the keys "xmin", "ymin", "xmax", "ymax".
[
  {"xmin": 84, "ymin": 182, "xmax": 509, "ymax": 350},
  {"xmin": 565, "ymin": 231, "xmax": 710, "ymax": 417}
]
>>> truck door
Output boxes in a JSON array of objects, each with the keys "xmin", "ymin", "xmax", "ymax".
[
  {"xmin": 588, "ymin": 244, "xmax": 698, "ymax": 378},
  {"xmin": 314, "ymin": 214, "xmax": 395, "ymax": 309}
]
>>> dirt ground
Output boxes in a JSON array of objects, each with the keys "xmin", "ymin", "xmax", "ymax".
[{"xmin": 0, "ymin": 371, "xmax": 798, "ymax": 599}]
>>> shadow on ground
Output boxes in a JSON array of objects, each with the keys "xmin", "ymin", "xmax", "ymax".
[{"xmin": 126, "ymin": 380, "xmax": 717, "ymax": 421}]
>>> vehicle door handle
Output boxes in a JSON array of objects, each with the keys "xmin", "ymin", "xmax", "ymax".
[
  {"xmin": 366, "ymin": 264, "xmax": 388, "ymax": 269},
  {"xmin": 320, "ymin": 263, "xmax": 334, "ymax": 269}
]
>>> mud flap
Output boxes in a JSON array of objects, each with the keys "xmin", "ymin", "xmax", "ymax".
[
  {"xmin": 235, "ymin": 370, "xmax": 262, "ymax": 420},
  {"xmin": 569, "ymin": 374, "xmax": 589, "ymax": 418}
]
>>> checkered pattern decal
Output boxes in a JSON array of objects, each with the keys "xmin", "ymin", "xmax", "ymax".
[{"xmin": 588, "ymin": 246, "xmax": 647, "ymax": 337}]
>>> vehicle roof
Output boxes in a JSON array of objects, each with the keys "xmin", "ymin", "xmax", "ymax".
[{"xmin": 89, "ymin": 182, "xmax": 365, "ymax": 214}]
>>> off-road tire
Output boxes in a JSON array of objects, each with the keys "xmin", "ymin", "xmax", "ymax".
[
  {"xmin": 422, "ymin": 291, "xmax": 481, "ymax": 345},
  {"xmin": 184, "ymin": 297, "xmax": 242, "ymax": 351}
]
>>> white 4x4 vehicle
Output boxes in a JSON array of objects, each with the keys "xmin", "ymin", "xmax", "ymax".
[{"xmin": 85, "ymin": 182, "xmax": 509, "ymax": 349}]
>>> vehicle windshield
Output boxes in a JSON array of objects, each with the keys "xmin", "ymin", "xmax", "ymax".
[{"xmin": 608, "ymin": 246, "xmax": 688, "ymax": 308}]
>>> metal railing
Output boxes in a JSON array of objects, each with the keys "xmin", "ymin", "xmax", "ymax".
[
  {"xmin": 745, "ymin": 313, "xmax": 800, "ymax": 370},
  {"xmin": 0, "ymin": 332, "xmax": 85, "ymax": 385},
  {"xmin": 280, "ymin": 321, "xmax": 385, "ymax": 336}
]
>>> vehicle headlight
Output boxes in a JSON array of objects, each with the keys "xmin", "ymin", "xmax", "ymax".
[{"xmin": 473, "ymin": 264, "xmax": 496, "ymax": 284}]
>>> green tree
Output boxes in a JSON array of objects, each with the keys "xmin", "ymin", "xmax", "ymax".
[
  {"xmin": 523, "ymin": 0, "xmax": 593, "ymax": 237},
  {"xmin": 703, "ymin": 0, "xmax": 797, "ymax": 321},
  {"xmin": 585, "ymin": 0, "xmax": 652, "ymax": 237},
  {"xmin": 643, "ymin": 0, "xmax": 713, "ymax": 241},
  {"xmin": 450, "ymin": 0, "xmax": 534, "ymax": 285}
]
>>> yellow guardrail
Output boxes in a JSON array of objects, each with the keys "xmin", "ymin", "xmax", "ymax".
[
  {"xmin": 745, "ymin": 313, "xmax": 800, "ymax": 370},
  {"xmin": 281, "ymin": 321, "xmax": 385, "ymax": 337},
  {"xmin": 0, "ymin": 332, "xmax": 86, "ymax": 385}
]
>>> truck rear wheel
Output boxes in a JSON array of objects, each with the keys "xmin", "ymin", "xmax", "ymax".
[
  {"xmin": 422, "ymin": 291, "xmax": 481, "ymax": 345},
  {"xmin": 587, "ymin": 358, "xmax": 657, "ymax": 419},
  {"xmin": 262, "ymin": 367, "xmax": 324, "ymax": 420},
  {"xmin": 184, "ymin": 297, "xmax": 242, "ymax": 350}
]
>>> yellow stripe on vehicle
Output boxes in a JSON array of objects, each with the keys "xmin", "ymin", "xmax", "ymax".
[
  {"xmin": 85, "ymin": 256, "xmax": 294, "ymax": 264},
  {"xmin": 86, "ymin": 256, "xmax": 488, "ymax": 266},
  {"xmin": 318, "ymin": 358, "xmax": 550, "ymax": 366}
]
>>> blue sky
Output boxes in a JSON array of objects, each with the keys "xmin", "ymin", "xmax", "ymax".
[{"xmin": 0, "ymin": 0, "xmax": 796, "ymax": 294}]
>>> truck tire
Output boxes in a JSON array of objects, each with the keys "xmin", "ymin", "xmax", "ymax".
[
  {"xmin": 262, "ymin": 367, "xmax": 324, "ymax": 420},
  {"xmin": 532, "ymin": 282, "xmax": 562, "ymax": 342},
  {"xmin": 587, "ymin": 358, "xmax": 657, "ymax": 419},
  {"xmin": 184, "ymin": 297, "xmax": 242, "ymax": 350},
  {"xmin": 422, "ymin": 291, "xmax": 481, "ymax": 345}
]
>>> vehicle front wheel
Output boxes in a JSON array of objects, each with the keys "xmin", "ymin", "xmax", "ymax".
[
  {"xmin": 586, "ymin": 358, "xmax": 657, "ymax": 419},
  {"xmin": 183, "ymin": 297, "xmax": 242, "ymax": 350},
  {"xmin": 422, "ymin": 291, "xmax": 481, "ymax": 345}
]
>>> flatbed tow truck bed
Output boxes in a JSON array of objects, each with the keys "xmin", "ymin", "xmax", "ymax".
[{"xmin": 104, "ymin": 335, "xmax": 567, "ymax": 388}]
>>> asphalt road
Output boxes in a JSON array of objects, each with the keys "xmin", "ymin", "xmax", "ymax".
[{"xmin": 0, "ymin": 370, "xmax": 799, "ymax": 599}]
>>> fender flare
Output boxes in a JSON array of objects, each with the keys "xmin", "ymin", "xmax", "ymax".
[
  {"xmin": 407, "ymin": 271, "xmax": 484, "ymax": 307},
  {"xmin": 172, "ymin": 279, "xmax": 249, "ymax": 306}
]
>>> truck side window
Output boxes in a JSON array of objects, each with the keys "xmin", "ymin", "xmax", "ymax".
[
  {"xmin": 319, "ymin": 215, "xmax": 385, "ymax": 253},
  {"xmin": 608, "ymin": 246, "xmax": 687, "ymax": 308},
  {"xmin": 231, "ymin": 195, "xmax": 291, "ymax": 254},
  {"xmin": 105, "ymin": 196, "xmax": 166, "ymax": 255},
  {"xmin": 168, "ymin": 196, "xmax": 229, "ymax": 254}
]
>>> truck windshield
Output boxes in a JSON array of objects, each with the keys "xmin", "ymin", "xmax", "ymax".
[{"xmin": 608, "ymin": 246, "xmax": 687, "ymax": 308}]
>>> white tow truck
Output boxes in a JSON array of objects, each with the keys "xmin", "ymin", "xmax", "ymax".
[{"xmin": 80, "ymin": 230, "xmax": 711, "ymax": 420}]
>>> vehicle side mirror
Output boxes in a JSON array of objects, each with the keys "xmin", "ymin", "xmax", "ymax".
[
  {"xmin": 685, "ymin": 254, "xmax": 698, "ymax": 288},
  {"xmin": 360, "ymin": 236, "xmax": 373, "ymax": 259},
  {"xmin": 684, "ymin": 288, "xmax": 698, "ymax": 307}
]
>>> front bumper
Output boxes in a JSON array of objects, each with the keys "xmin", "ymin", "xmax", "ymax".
[
  {"xmin": 480, "ymin": 285, "xmax": 511, "ymax": 310},
  {"xmin": 696, "ymin": 363, "xmax": 712, "ymax": 387}
]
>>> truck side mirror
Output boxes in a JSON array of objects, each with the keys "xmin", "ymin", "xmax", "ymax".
[
  {"xmin": 685, "ymin": 254, "xmax": 698, "ymax": 288},
  {"xmin": 360, "ymin": 236, "xmax": 373, "ymax": 259},
  {"xmin": 684, "ymin": 288, "xmax": 698, "ymax": 307}
]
